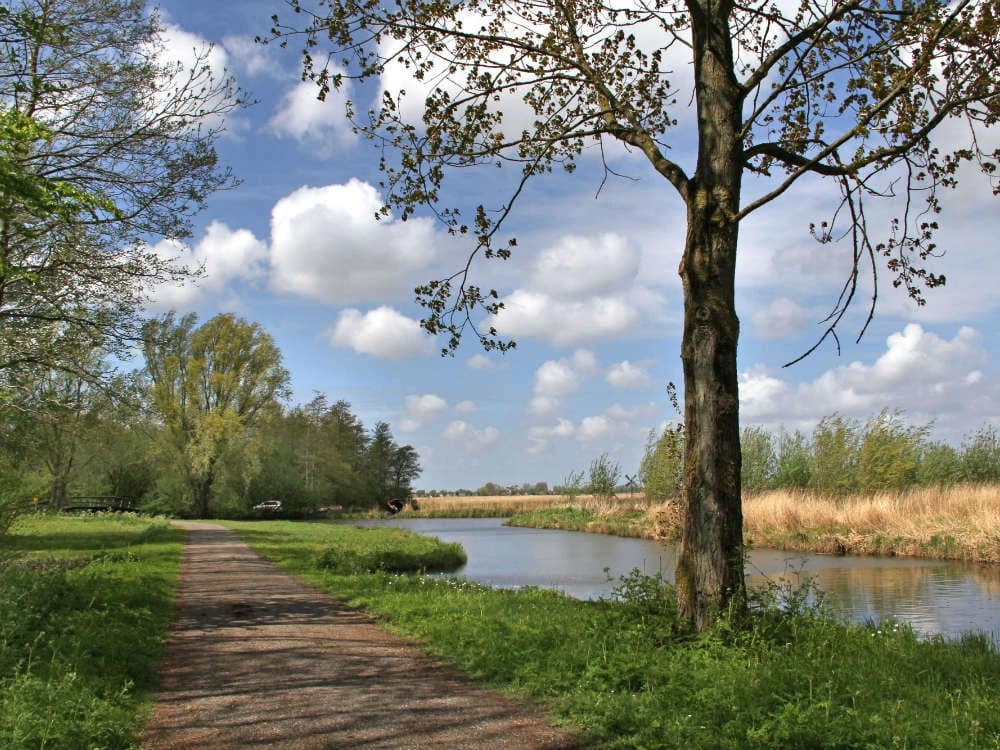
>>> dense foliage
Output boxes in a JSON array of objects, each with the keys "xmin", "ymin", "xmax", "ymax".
[
  {"xmin": 0, "ymin": 319, "xmax": 421, "ymax": 518},
  {"xmin": 642, "ymin": 410, "xmax": 1000, "ymax": 500}
]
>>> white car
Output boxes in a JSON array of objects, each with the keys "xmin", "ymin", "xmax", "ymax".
[{"xmin": 253, "ymin": 500, "xmax": 282, "ymax": 512}]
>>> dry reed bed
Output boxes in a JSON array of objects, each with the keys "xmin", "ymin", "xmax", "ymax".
[
  {"xmin": 738, "ymin": 484, "xmax": 1000, "ymax": 562},
  {"xmin": 420, "ymin": 486, "xmax": 1000, "ymax": 562}
]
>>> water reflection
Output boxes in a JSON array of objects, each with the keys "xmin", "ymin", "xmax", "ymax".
[{"xmin": 356, "ymin": 517, "xmax": 1000, "ymax": 641}]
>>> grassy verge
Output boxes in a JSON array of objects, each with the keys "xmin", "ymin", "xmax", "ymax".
[
  {"xmin": 510, "ymin": 484, "xmax": 1000, "ymax": 563},
  {"xmin": 227, "ymin": 519, "xmax": 1000, "ymax": 749},
  {"xmin": 0, "ymin": 514, "xmax": 183, "ymax": 750},
  {"xmin": 506, "ymin": 506, "xmax": 652, "ymax": 538}
]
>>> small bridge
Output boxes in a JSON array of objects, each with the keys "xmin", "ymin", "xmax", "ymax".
[{"xmin": 59, "ymin": 496, "xmax": 139, "ymax": 513}]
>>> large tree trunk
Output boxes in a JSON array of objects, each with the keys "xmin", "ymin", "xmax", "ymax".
[
  {"xmin": 191, "ymin": 477, "xmax": 212, "ymax": 519},
  {"xmin": 675, "ymin": 0, "xmax": 746, "ymax": 630}
]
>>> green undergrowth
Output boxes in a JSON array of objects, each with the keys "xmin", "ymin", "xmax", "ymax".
[
  {"xmin": 508, "ymin": 507, "xmax": 651, "ymax": 539},
  {"xmin": 0, "ymin": 514, "xmax": 183, "ymax": 750},
  {"xmin": 224, "ymin": 520, "xmax": 466, "ymax": 574},
  {"xmin": 228, "ymin": 520, "xmax": 1000, "ymax": 749}
]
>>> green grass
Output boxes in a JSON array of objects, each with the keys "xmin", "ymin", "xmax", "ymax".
[
  {"xmin": 227, "ymin": 519, "xmax": 1000, "ymax": 750},
  {"xmin": 0, "ymin": 514, "xmax": 183, "ymax": 750},
  {"xmin": 508, "ymin": 507, "xmax": 650, "ymax": 538}
]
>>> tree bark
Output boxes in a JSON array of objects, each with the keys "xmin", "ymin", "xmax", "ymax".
[
  {"xmin": 675, "ymin": 0, "xmax": 747, "ymax": 630},
  {"xmin": 188, "ymin": 467, "xmax": 215, "ymax": 519}
]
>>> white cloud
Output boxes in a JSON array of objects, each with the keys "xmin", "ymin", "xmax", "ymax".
[
  {"xmin": 529, "ymin": 234, "xmax": 641, "ymax": 298},
  {"xmin": 488, "ymin": 232, "xmax": 665, "ymax": 346},
  {"xmin": 579, "ymin": 415, "xmax": 612, "ymax": 441},
  {"xmin": 534, "ymin": 359, "xmax": 580, "ymax": 398},
  {"xmin": 607, "ymin": 360, "xmax": 653, "ymax": 390},
  {"xmin": 740, "ymin": 324, "xmax": 998, "ymax": 437},
  {"xmin": 467, "ymin": 354, "xmax": 494, "ymax": 370},
  {"xmin": 454, "ymin": 400, "xmax": 477, "ymax": 413},
  {"xmin": 571, "ymin": 349, "xmax": 600, "ymax": 375},
  {"xmin": 528, "ymin": 350, "xmax": 599, "ymax": 414},
  {"xmin": 222, "ymin": 35, "xmax": 281, "ymax": 78},
  {"xmin": 527, "ymin": 418, "xmax": 576, "ymax": 454},
  {"xmin": 400, "ymin": 394, "xmax": 448, "ymax": 432},
  {"xmin": 442, "ymin": 421, "xmax": 500, "ymax": 451},
  {"xmin": 492, "ymin": 290, "xmax": 642, "ymax": 345},
  {"xmin": 146, "ymin": 221, "xmax": 267, "ymax": 309},
  {"xmin": 268, "ymin": 80, "xmax": 354, "ymax": 153},
  {"xmin": 326, "ymin": 307, "xmax": 432, "ymax": 359},
  {"xmin": 269, "ymin": 180, "xmax": 437, "ymax": 304},
  {"xmin": 752, "ymin": 298, "xmax": 809, "ymax": 340}
]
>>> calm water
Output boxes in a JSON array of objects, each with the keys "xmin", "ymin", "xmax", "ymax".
[{"xmin": 357, "ymin": 517, "xmax": 1000, "ymax": 641}]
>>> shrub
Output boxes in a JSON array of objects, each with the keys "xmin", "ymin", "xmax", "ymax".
[{"xmin": 587, "ymin": 453, "xmax": 621, "ymax": 501}]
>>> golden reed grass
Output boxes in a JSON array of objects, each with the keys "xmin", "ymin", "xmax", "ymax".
[
  {"xmin": 739, "ymin": 483, "xmax": 1000, "ymax": 562},
  {"xmin": 418, "ymin": 485, "xmax": 1000, "ymax": 562}
]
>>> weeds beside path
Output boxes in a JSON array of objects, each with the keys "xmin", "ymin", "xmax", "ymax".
[{"xmin": 141, "ymin": 522, "xmax": 576, "ymax": 750}]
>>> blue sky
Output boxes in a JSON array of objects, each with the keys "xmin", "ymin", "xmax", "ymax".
[{"xmin": 145, "ymin": 0, "xmax": 1000, "ymax": 490}]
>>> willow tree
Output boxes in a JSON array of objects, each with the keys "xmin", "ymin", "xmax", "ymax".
[
  {"xmin": 268, "ymin": 0, "xmax": 999, "ymax": 628},
  {"xmin": 143, "ymin": 313, "xmax": 291, "ymax": 518}
]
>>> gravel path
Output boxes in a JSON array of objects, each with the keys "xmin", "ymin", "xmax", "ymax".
[{"xmin": 141, "ymin": 522, "xmax": 578, "ymax": 750}]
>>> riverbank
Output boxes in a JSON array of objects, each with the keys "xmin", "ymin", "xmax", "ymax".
[
  {"xmin": 507, "ymin": 484, "xmax": 1000, "ymax": 563},
  {"xmin": 227, "ymin": 519, "xmax": 1000, "ymax": 749}
]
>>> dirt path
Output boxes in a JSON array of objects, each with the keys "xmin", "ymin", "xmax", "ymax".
[{"xmin": 141, "ymin": 522, "xmax": 578, "ymax": 750}]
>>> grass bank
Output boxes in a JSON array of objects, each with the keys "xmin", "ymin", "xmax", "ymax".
[
  {"xmin": 510, "ymin": 484, "xmax": 1000, "ymax": 563},
  {"xmin": 0, "ymin": 514, "xmax": 183, "ymax": 750},
  {"xmin": 227, "ymin": 519, "xmax": 1000, "ymax": 749},
  {"xmin": 400, "ymin": 493, "xmax": 575, "ymax": 518}
]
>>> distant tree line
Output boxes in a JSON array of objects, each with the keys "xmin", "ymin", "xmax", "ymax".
[
  {"xmin": 0, "ymin": 312, "xmax": 421, "ymax": 519},
  {"xmin": 642, "ymin": 410, "xmax": 1000, "ymax": 501}
]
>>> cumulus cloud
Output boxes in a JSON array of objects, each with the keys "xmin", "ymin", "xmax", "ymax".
[
  {"xmin": 574, "ymin": 402, "xmax": 656, "ymax": 444},
  {"xmin": 529, "ymin": 234, "xmax": 641, "ymax": 298},
  {"xmin": 492, "ymin": 290, "xmax": 642, "ymax": 346},
  {"xmin": 454, "ymin": 400, "xmax": 477, "ymax": 413},
  {"xmin": 578, "ymin": 415, "xmax": 612, "ymax": 441},
  {"xmin": 269, "ymin": 180, "xmax": 437, "ymax": 304},
  {"xmin": 326, "ymin": 307, "xmax": 432, "ymax": 359},
  {"xmin": 147, "ymin": 221, "xmax": 267, "ymax": 309},
  {"xmin": 442, "ymin": 420, "xmax": 500, "ymax": 451},
  {"xmin": 527, "ymin": 418, "xmax": 576, "ymax": 454},
  {"xmin": 740, "ymin": 324, "xmax": 998, "ymax": 436},
  {"xmin": 528, "ymin": 350, "xmax": 598, "ymax": 415},
  {"xmin": 607, "ymin": 360, "xmax": 653, "ymax": 390},
  {"xmin": 400, "ymin": 394, "xmax": 448, "ymax": 432},
  {"xmin": 268, "ymin": 79, "xmax": 354, "ymax": 153},
  {"xmin": 488, "ymin": 233, "xmax": 664, "ymax": 345}
]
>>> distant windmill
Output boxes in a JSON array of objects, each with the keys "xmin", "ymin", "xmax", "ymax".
[{"xmin": 624, "ymin": 474, "xmax": 637, "ymax": 497}]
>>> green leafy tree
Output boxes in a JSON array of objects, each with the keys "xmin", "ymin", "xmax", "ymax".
[
  {"xmin": 640, "ymin": 425, "xmax": 686, "ymax": 502},
  {"xmin": 916, "ymin": 441, "xmax": 963, "ymax": 486},
  {"xmin": 0, "ymin": 0, "xmax": 241, "ymax": 385},
  {"xmin": 389, "ymin": 444, "xmax": 422, "ymax": 499},
  {"xmin": 740, "ymin": 426, "xmax": 776, "ymax": 495},
  {"xmin": 588, "ymin": 453, "xmax": 621, "ymax": 501},
  {"xmin": 142, "ymin": 313, "xmax": 290, "ymax": 518},
  {"xmin": 961, "ymin": 424, "xmax": 1000, "ymax": 483},
  {"xmin": 271, "ymin": 0, "xmax": 1000, "ymax": 627},
  {"xmin": 857, "ymin": 409, "xmax": 929, "ymax": 492},
  {"xmin": 811, "ymin": 415, "xmax": 860, "ymax": 494},
  {"xmin": 773, "ymin": 430, "xmax": 812, "ymax": 490}
]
